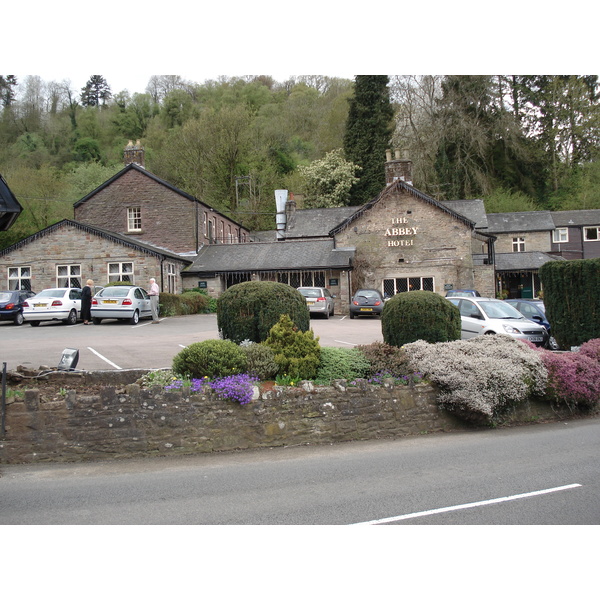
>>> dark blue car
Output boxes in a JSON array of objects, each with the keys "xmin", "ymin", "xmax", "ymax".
[
  {"xmin": 504, "ymin": 299, "xmax": 558, "ymax": 349},
  {"xmin": 0, "ymin": 289, "xmax": 36, "ymax": 326}
]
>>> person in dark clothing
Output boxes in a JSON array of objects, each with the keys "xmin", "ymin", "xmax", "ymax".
[{"xmin": 81, "ymin": 279, "xmax": 94, "ymax": 325}]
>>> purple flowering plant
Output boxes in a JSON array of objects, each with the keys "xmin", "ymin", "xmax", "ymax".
[{"xmin": 166, "ymin": 373, "xmax": 259, "ymax": 405}]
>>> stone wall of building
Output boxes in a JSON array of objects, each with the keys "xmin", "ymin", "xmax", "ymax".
[
  {"xmin": 493, "ymin": 230, "xmax": 551, "ymax": 254},
  {"xmin": 335, "ymin": 187, "xmax": 485, "ymax": 294},
  {"xmin": 1, "ymin": 371, "xmax": 574, "ymax": 464},
  {"xmin": 0, "ymin": 222, "xmax": 187, "ymax": 293}
]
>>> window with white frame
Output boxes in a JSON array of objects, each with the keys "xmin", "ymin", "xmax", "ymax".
[
  {"xmin": 552, "ymin": 228, "xmax": 569, "ymax": 243},
  {"xmin": 8, "ymin": 266, "xmax": 32, "ymax": 291},
  {"xmin": 203, "ymin": 212, "xmax": 208, "ymax": 236},
  {"xmin": 512, "ymin": 237, "xmax": 526, "ymax": 252},
  {"xmin": 277, "ymin": 271, "xmax": 326, "ymax": 288},
  {"xmin": 108, "ymin": 262, "xmax": 134, "ymax": 282},
  {"xmin": 127, "ymin": 207, "xmax": 142, "ymax": 232},
  {"xmin": 57, "ymin": 264, "xmax": 82, "ymax": 287},
  {"xmin": 584, "ymin": 226, "xmax": 600, "ymax": 241},
  {"xmin": 383, "ymin": 277, "xmax": 434, "ymax": 298},
  {"xmin": 167, "ymin": 263, "xmax": 177, "ymax": 293}
]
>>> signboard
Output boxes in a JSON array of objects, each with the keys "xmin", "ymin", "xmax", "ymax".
[
  {"xmin": 197, "ymin": 281, "xmax": 208, "ymax": 289},
  {"xmin": 329, "ymin": 278, "xmax": 339, "ymax": 287}
]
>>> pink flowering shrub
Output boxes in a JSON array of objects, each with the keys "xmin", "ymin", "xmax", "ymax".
[
  {"xmin": 579, "ymin": 338, "xmax": 600, "ymax": 363},
  {"xmin": 403, "ymin": 335, "xmax": 548, "ymax": 426}
]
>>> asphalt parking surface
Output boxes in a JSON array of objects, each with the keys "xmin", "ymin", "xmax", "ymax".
[{"xmin": 0, "ymin": 313, "xmax": 384, "ymax": 373}]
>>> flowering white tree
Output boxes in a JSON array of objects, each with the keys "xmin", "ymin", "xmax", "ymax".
[{"xmin": 298, "ymin": 149, "xmax": 360, "ymax": 208}]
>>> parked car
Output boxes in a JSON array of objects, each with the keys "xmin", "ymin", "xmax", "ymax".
[
  {"xmin": 349, "ymin": 289, "xmax": 384, "ymax": 319},
  {"xmin": 22, "ymin": 288, "xmax": 82, "ymax": 326},
  {"xmin": 297, "ymin": 286, "xmax": 335, "ymax": 318},
  {"xmin": 91, "ymin": 285, "xmax": 152, "ymax": 324},
  {"xmin": 446, "ymin": 296, "xmax": 548, "ymax": 346},
  {"xmin": 445, "ymin": 289, "xmax": 481, "ymax": 298},
  {"xmin": 504, "ymin": 299, "xmax": 559, "ymax": 349},
  {"xmin": 0, "ymin": 289, "xmax": 36, "ymax": 325}
]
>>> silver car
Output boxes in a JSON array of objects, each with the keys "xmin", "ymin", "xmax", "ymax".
[
  {"xmin": 447, "ymin": 296, "xmax": 548, "ymax": 346},
  {"xmin": 297, "ymin": 286, "xmax": 335, "ymax": 319},
  {"xmin": 22, "ymin": 288, "xmax": 82, "ymax": 326},
  {"xmin": 91, "ymin": 285, "xmax": 153, "ymax": 325}
]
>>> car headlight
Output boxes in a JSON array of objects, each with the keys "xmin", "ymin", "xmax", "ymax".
[{"xmin": 502, "ymin": 324, "xmax": 522, "ymax": 334}]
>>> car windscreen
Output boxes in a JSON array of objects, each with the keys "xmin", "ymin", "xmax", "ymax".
[
  {"xmin": 36, "ymin": 289, "xmax": 65, "ymax": 297},
  {"xmin": 478, "ymin": 301, "xmax": 524, "ymax": 319}
]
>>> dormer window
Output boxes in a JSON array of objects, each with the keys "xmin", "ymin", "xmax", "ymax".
[
  {"xmin": 127, "ymin": 207, "xmax": 142, "ymax": 232},
  {"xmin": 512, "ymin": 237, "xmax": 525, "ymax": 252}
]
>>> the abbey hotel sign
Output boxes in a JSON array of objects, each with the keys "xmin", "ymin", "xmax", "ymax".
[{"xmin": 385, "ymin": 216, "xmax": 417, "ymax": 247}]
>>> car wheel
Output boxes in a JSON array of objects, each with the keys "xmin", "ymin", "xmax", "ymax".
[
  {"xmin": 29, "ymin": 321, "xmax": 40, "ymax": 327},
  {"xmin": 65, "ymin": 309, "xmax": 77, "ymax": 325},
  {"xmin": 130, "ymin": 310, "xmax": 140, "ymax": 325},
  {"xmin": 330, "ymin": 305, "xmax": 334, "ymax": 317},
  {"xmin": 350, "ymin": 312, "xmax": 355, "ymax": 319},
  {"xmin": 324, "ymin": 309, "xmax": 330, "ymax": 319},
  {"xmin": 14, "ymin": 312, "xmax": 24, "ymax": 326},
  {"xmin": 92, "ymin": 317, "xmax": 102, "ymax": 325}
]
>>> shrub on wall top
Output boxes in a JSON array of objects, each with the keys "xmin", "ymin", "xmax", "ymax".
[
  {"xmin": 217, "ymin": 281, "xmax": 310, "ymax": 344},
  {"xmin": 172, "ymin": 339, "xmax": 247, "ymax": 379},
  {"xmin": 382, "ymin": 291, "xmax": 461, "ymax": 348}
]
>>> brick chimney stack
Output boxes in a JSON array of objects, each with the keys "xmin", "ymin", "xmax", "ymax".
[
  {"xmin": 385, "ymin": 148, "xmax": 412, "ymax": 185},
  {"xmin": 124, "ymin": 140, "xmax": 145, "ymax": 168}
]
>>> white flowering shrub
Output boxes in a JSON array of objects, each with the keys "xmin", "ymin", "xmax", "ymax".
[{"xmin": 403, "ymin": 335, "xmax": 548, "ymax": 425}]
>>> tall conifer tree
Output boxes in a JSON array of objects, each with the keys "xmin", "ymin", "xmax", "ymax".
[{"xmin": 343, "ymin": 75, "xmax": 394, "ymax": 205}]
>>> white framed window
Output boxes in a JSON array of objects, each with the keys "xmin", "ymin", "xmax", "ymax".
[
  {"xmin": 512, "ymin": 237, "xmax": 526, "ymax": 252},
  {"xmin": 8, "ymin": 266, "xmax": 32, "ymax": 291},
  {"xmin": 203, "ymin": 212, "xmax": 208, "ymax": 236},
  {"xmin": 584, "ymin": 226, "xmax": 600, "ymax": 241},
  {"xmin": 552, "ymin": 228, "xmax": 569, "ymax": 243},
  {"xmin": 127, "ymin": 207, "xmax": 142, "ymax": 232},
  {"xmin": 167, "ymin": 263, "xmax": 177, "ymax": 293},
  {"xmin": 383, "ymin": 277, "xmax": 435, "ymax": 297},
  {"xmin": 108, "ymin": 262, "xmax": 134, "ymax": 283},
  {"xmin": 219, "ymin": 220, "xmax": 224, "ymax": 243},
  {"xmin": 57, "ymin": 264, "xmax": 82, "ymax": 287}
]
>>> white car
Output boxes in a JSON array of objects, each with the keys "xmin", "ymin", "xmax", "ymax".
[
  {"xmin": 447, "ymin": 296, "xmax": 549, "ymax": 346},
  {"xmin": 91, "ymin": 285, "xmax": 153, "ymax": 325},
  {"xmin": 22, "ymin": 288, "xmax": 82, "ymax": 326}
]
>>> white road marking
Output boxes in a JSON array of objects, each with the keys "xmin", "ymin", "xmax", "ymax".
[
  {"xmin": 335, "ymin": 340, "xmax": 356, "ymax": 346},
  {"xmin": 87, "ymin": 347, "xmax": 122, "ymax": 369},
  {"xmin": 351, "ymin": 484, "xmax": 582, "ymax": 525}
]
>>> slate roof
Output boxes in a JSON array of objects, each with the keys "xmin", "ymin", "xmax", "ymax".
[
  {"xmin": 73, "ymin": 163, "xmax": 246, "ymax": 230},
  {"xmin": 441, "ymin": 199, "xmax": 488, "ymax": 229},
  {"xmin": 0, "ymin": 173, "xmax": 23, "ymax": 231},
  {"xmin": 283, "ymin": 206, "xmax": 358, "ymax": 239},
  {"xmin": 494, "ymin": 251, "xmax": 565, "ymax": 271},
  {"xmin": 486, "ymin": 211, "xmax": 555, "ymax": 233},
  {"xmin": 185, "ymin": 239, "xmax": 354, "ymax": 274},
  {"xmin": 551, "ymin": 209, "xmax": 600, "ymax": 227},
  {"xmin": 0, "ymin": 219, "xmax": 193, "ymax": 264}
]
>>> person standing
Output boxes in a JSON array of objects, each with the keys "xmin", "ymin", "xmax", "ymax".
[
  {"xmin": 81, "ymin": 279, "xmax": 94, "ymax": 325},
  {"xmin": 149, "ymin": 277, "xmax": 160, "ymax": 323}
]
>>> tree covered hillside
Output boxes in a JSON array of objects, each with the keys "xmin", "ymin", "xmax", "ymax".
[{"xmin": 1, "ymin": 74, "xmax": 599, "ymax": 251}]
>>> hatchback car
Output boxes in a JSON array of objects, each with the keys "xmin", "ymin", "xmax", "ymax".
[
  {"xmin": 91, "ymin": 285, "xmax": 153, "ymax": 324},
  {"xmin": 22, "ymin": 288, "xmax": 82, "ymax": 326},
  {"xmin": 349, "ymin": 289, "xmax": 384, "ymax": 319},
  {"xmin": 0, "ymin": 289, "xmax": 36, "ymax": 325},
  {"xmin": 297, "ymin": 286, "xmax": 335, "ymax": 318},
  {"xmin": 447, "ymin": 296, "xmax": 548, "ymax": 346},
  {"xmin": 505, "ymin": 299, "xmax": 559, "ymax": 349}
]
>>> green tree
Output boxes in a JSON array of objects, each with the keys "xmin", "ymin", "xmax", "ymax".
[
  {"xmin": 80, "ymin": 75, "xmax": 112, "ymax": 107},
  {"xmin": 298, "ymin": 148, "xmax": 360, "ymax": 208},
  {"xmin": 0, "ymin": 75, "xmax": 17, "ymax": 107},
  {"xmin": 343, "ymin": 76, "xmax": 395, "ymax": 205}
]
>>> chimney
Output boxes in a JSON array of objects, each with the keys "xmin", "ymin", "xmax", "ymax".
[
  {"xmin": 275, "ymin": 189, "xmax": 288, "ymax": 240},
  {"xmin": 385, "ymin": 148, "xmax": 412, "ymax": 186},
  {"xmin": 124, "ymin": 140, "xmax": 145, "ymax": 168}
]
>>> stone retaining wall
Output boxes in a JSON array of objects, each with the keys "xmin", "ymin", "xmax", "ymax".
[{"xmin": 0, "ymin": 370, "xmax": 576, "ymax": 464}]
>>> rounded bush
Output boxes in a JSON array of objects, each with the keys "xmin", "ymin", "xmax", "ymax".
[
  {"xmin": 217, "ymin": 281, "xmax": 310, "ymax": 343},
  {"xmin": 382, "ymin": 291, "xmax": 461, "ymax": 347},
  {"xmin": 172, "ymin": 339, "xmax": 247, "ymax": 379},
  {"xmin": 356, "ymin": 341, "xmax": 412, "ymax": 377},
  {"xmin": 241, "ymin": 343, "xmax": 279, "ymax": 380}
]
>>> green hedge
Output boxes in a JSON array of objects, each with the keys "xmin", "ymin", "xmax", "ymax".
[{"xmin": 539, "ymin": 258, "xmax": 600, "ymax": 348}]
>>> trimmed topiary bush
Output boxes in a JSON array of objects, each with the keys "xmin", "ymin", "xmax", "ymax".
[
  {"xmin": 217, "ymin": 281, "xmax": 310, "ymax": 343},
  {"xmin": 263, "ymin": 314, "xmax": 321, "ymax": 380},
  {"xmin": 172, "ymin": 339, "xmax": 247, "ymax": 379},
  {"xmin": 404, "ymin": 335, "xmax": 548, "ymax": 426},
  {"xmin": 315, "ymin": 347, "xmax": 371, "ymax": 383},
  {"xmin": 381, "ymin": 291, "xmax": 461, "ymax": 348}
]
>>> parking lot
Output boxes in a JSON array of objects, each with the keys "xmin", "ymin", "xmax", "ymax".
[{"xmin": 0, "ymin": 314, "xmax": 384, "ymax": 373}]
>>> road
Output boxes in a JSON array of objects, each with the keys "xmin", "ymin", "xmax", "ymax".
[
  {"xmin": 1, "ymin": 418, "xmax": 598, "ymax": 525},
  {"xmin": 0, "ymin": 313, "xmax": 384, "ymax": 373}
]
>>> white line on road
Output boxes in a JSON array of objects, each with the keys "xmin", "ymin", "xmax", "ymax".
[
  {"xmin": 87, "ymin": 347, "xmax": 122, "ymax": 369},
  {"xmin": 351, "ymin": 483, "xmax": 582, "ymax": 525},
  {"xmin": 335, "ymin": 340, "xmax": 356, "ymax": 346}
]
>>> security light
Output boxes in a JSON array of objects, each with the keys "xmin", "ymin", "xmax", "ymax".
[{"xmin": 58, "ymin": 348, "xmax": 79, "ymax": 371}]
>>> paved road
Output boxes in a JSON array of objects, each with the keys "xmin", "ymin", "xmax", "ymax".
[
  {"xmin": 1, "ymin": 418, "xmax": 598, "ymax": 525},
  {"xmin": 0, "ymin": 313, "xmax": 384, "ymax": 373}
]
